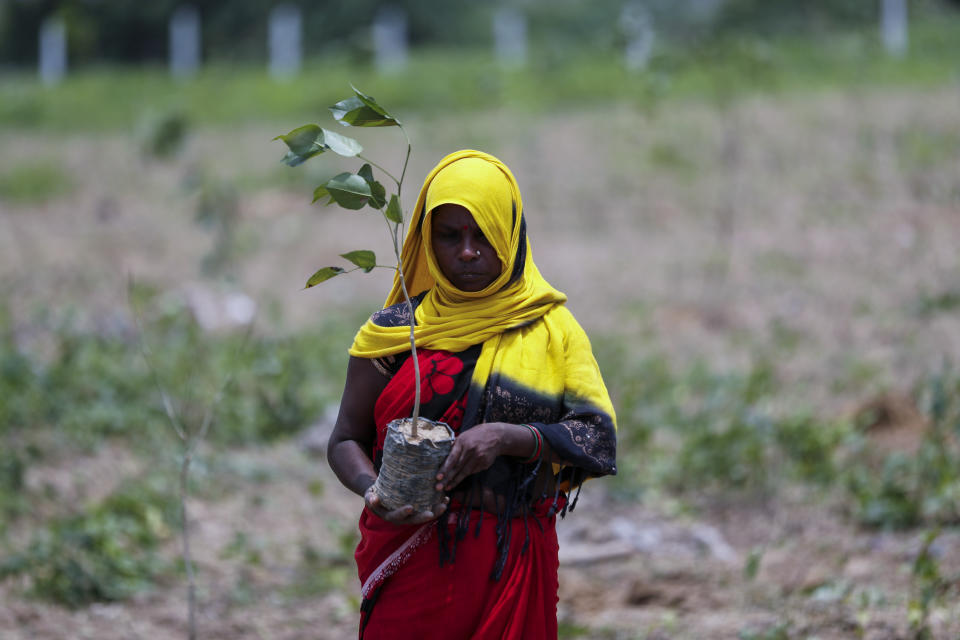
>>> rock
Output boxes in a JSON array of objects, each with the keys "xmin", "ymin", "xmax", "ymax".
[
  {"xmin": 181, "ymin": 285, "xmax": 256, "ymax": 331},
  {"xmin": 687, "ymin": 523, "xmax": 738, "ymax": 564},
  {"xmin": 559, "ymin": 540, "xmax": 636, "ymax": 566}
]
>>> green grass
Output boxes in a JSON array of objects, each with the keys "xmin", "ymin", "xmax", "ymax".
[
  {"xmin": 0, "ymin": 294, "xmax": 361, "ymax": 452},
  {"xmin": 0, "ymin": 161, "xmax": 72, "ymax": 204},
  {"xmin": 0, "ymin": 17, "xmax": 957, "ymax": 132}
]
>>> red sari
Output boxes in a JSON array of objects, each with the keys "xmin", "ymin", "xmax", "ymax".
[{"xmin": 355, "ymin": 349, "xmax": 561, "ymax": 640}]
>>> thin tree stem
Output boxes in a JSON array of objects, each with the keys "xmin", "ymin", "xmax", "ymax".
[
  {"xmin": 397, "ymin": 266, "xmax": 420, "ymax": 438},
  {"xmin": 180, "ymin": 447, "xmax": 197, "ymax": 640},
  {"xmin": 397, "ymin": 133, "xmax": 412, "ymax": 241},
  {"xmin": 394, "ymin": 127, "xmax": 418, "ymax": 437},
  {"xmin": 357, "ymin": 154, "xmax": 400, "ymax": 187}
]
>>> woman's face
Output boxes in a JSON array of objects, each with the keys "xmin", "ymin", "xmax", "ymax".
[{"xmin": 430, "ymin": 203, "xmax": 502, "ymax": 292}]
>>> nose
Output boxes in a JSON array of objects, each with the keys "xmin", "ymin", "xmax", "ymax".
[{"xmin": 458, "ymin": 236, "xmax": 480, "ymax": 261}]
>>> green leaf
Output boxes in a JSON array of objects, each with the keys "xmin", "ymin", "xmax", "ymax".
[
  {"xmin": 311, "ymin": 185, "xmax": 332, "ymax": 204},
  {"xmin": 357, "ymin": 164, "xmax": 386, "ymax": 209},
  {"xmin": 340, "ymin": 250, "xmax": 376, "ymax": 272},
  {"xmin": 368, "ymin": 181, "xmax": 387, "ymax": 209},
  {"xmin": 330, "ymin": 96, "xmax": 400, "ymax": 127},
  {"xmin": 352, "ymin": 85, "xmax": 395, "ymax": 119},
  {"xmin": 305, "ymin": 267, "xmax": 345, "ymax": 288},
  {"xmin": 274, "ymin": 124, "xmax": 327, "ymax": 166},
  {"xmin": 384, "ymin": 194, "xmax": 403, "ymax": 224},
  {"xmin": 325, "ymin": 172, "xmax": 371, "ymax": 210},
  {"xmin": 321, "ymin": 128, "xmax": 363, "ymax": 157}
]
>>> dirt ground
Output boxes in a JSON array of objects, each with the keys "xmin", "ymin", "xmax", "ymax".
[
  {"xmin": 1, "ymin": 437, "xmax": 958, "ymax": 639},
  {"xmin": 2, "ymin": 85, "xmax": 960, "ymax": 638}
]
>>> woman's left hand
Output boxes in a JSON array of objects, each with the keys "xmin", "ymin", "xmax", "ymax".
[{"xmin": 436, "ymin": 422, "xmax": 508, "ymax": 491}]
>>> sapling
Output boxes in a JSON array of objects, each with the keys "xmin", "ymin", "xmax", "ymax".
[
  {"xmin": 129, "ymin": 279, "xmax": 252, "ymax": 640},
  {"xmin": 274, "ymin": 86, "xmax": 423, "ymax": 433},
  {"xmin": 276, "ymin": 86, "xmax": 454, "ymax": 512}
]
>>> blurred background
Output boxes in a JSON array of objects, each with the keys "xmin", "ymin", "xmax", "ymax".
[{"xmin": 1, "ymin": 1, "xmax": 960, "ymax": 638}]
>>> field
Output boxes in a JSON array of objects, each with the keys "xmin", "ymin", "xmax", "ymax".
[{"xmin": 2, "ymin": 31, "xmax": 960, "ymax": 639}]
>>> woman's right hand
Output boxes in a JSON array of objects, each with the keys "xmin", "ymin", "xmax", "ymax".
[{"xmin": 364, "ymin": 485, "xmax": 448, "ymax": 525}]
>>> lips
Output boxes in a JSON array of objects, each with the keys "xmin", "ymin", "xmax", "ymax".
[{"xmin": 452, "ymin": 271, "xmax": 491, "ymax": 291}]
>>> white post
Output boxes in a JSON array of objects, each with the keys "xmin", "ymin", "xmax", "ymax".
[
  {"xmin": 493, "ymin": 7, "xmax": 527, "ymax": 69},
  {"xmin": 170, "ymin": 5, "xmax": 201, "ymax": 79},
  {"xmin": 881, "ymin": 0, "xmax": 908, "ymax": 58},
  {"xmin": 620, "ymin": 2, "xmax": 654, "ymax": 72},
  {"xmin": 373, "ymin": 6, "xmax": 408, "ymax": 74},
  {"xmin": 269, "ymin": 3, "xmax": 302, "ymax": 80},
  {"xmin": 38, "ymin": 16, "xmax": 67, "ymax": 86}
]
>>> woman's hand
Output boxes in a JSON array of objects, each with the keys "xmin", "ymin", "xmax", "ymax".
[
  {"xmin": 364, "ymin": 484, "xmax": 448, "ymax": 525},
  {"xmin": 436, "ymin": 422, "xmax": 511, "ymax": 491}
]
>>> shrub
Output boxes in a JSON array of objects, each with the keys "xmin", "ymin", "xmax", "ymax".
[
  {"xmin": 844, "ymin": 366, "xmax": 960, "ymax": 528},
  {"xmin": 0, "ymin": 478, "xmax": 176, "ymax": 607}
]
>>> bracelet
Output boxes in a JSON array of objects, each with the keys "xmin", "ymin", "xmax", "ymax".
[{"xmin": 519, "ymin": 423, "xmax": 542, "ymax": 464}]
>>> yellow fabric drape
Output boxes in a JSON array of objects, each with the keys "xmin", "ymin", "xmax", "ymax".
[
  {"xmin": 349, "ymin": 149, "xmax": 617, "ymax": 478},
  {"xmin": 350, "ymin": 149, "xmax": 567, "ymax": 358}
]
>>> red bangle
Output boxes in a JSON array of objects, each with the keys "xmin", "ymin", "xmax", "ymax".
[{"xmin": 519, "ymin": 423, "xmax": 542, "ymax": 464}]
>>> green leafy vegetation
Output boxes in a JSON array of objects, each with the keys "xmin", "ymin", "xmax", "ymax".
[
  {"xmin": 0, "ymin": 161, "xmax": 72, "ymax": 204},
  {"xmin": 0, "ymin": 477, "xmax": 176, "ymax": 608},
  {"xmin": 0, "ymin": 296, "xmax": 360, "ymax": 607},
  {"xmin": 739, "ymin": 621, "xmax": 792, "ymax": 640},
  {"xmin": 280, "ymin": 537, "xmax": 354, "ymax": 599},
  {"xmin": 595, "ymin": 342, "xmax": 848, "ymax": 498},
  {"xmin": 907, "ymin": 528, "xmax": 958, "ymax": 639},
  {"xmin": 136, "ymin": 108, "xmax": 189, "ymax": 159},
  {"xmin": 0, "ymin": 298, "xmax": 354, "ymax": 452},
  {"xmin": 844, "ymin": 367, "xmax": 960, "ymax": 529},
  {"xmin": 600, "ymin": 329, "xmax": 960, "ymax": 533}
]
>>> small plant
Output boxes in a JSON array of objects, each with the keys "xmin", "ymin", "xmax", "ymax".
[
  {"xmin": 0, "ymin": 477, "xmax": 175, "ymax": 608},
  {"xmin": 273, "ymin": 85, "xmax": 428, "ymax": 435},
  {"xmin": 137, "ymin": 108, "xmax": 189, "ymax": 159},
  {"xmin": 130, "ymin": 281, "xmax": 253, "ymax": 640},
  {"xmin": 844, "ymin": 364, "xmax": 960, "ymax": 529},
  {"xmin": 907, "ymin": 528, "xmax": 954, "ymax": 640},
  {"xmin": 276, "ymin": 86, "xmax": 463, "ymax": 513},
  {"xmin": 0, "ymin": 161, "xmax": 72, "ymax": 204},
  {"xmin": 193, "ymin": 178, "xmax": 241, "ymax": 277},
  {"xmin": 739, "ymin": 621, "xmax": 791, "ymax": 640}
]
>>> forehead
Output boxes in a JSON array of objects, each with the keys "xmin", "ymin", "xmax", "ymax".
[{"xmin": 431, "ymin": 203, "xmax": 479, "ymax": 228}]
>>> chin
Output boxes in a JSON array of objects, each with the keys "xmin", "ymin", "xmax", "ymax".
[{"xmin": 455, "ymin": 280, "xmax": 490, "ymax": 292}]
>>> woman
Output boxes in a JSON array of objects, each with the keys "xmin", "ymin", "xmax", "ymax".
[{"xmin": 327, "ymin": 150, "xmax": 617, "ymax": 639}]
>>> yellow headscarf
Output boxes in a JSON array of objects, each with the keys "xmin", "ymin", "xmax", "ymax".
[
  {"xmin": 350, "ymin": 149, "xmax": 567, "ymax": 357},
  {"xmin": 350, "ymin": 150, "xmax": 617, "ymax": 486}
]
